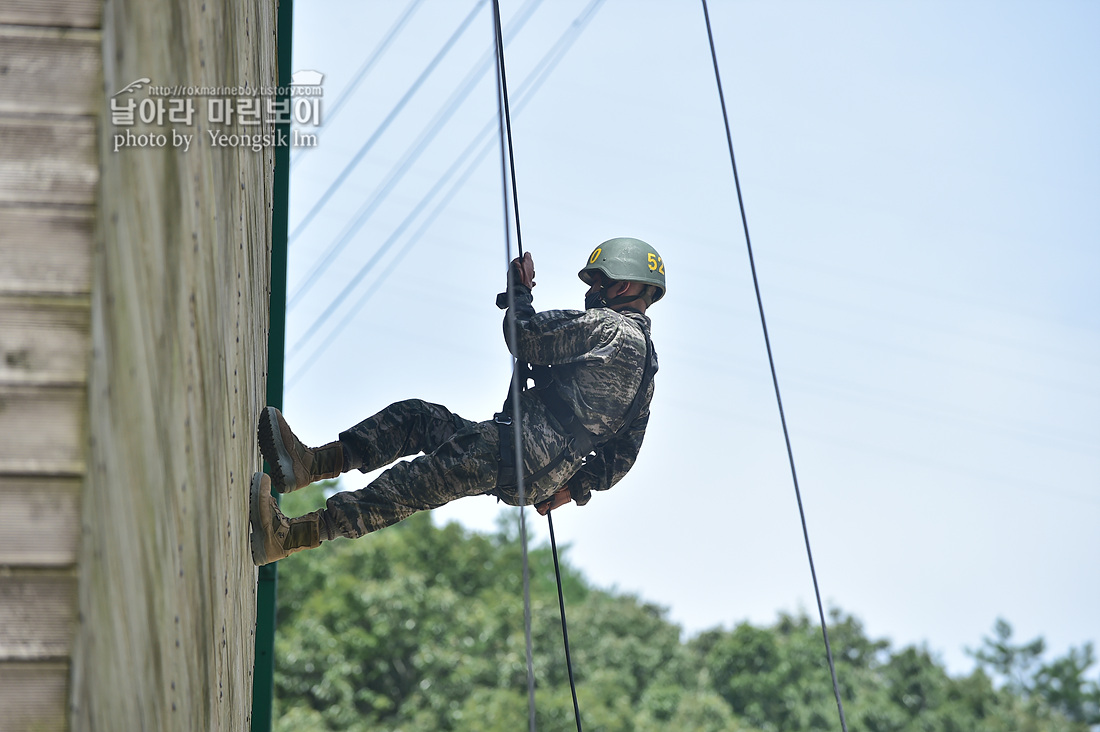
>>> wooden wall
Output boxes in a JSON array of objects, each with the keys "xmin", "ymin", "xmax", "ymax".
[
  {"xmin": 0, "ymin": 3, "xmax": 100, "ymax": 730},
  {"xmin": 0, "ymin": 0, "xmax": 279, "ymax": 729}
]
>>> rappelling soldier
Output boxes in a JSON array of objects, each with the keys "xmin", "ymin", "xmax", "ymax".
[{"xmin": 248, "ymin": 237, "xmax": 667, "ymax": 565}]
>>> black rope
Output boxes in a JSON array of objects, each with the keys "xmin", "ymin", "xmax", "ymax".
[
  {"xmin": 493, "ymin": 4, "xmax": 587, "ymax": 729},
  {"xmin": 492, "ymin": 0, "xmax": 525, "ymax": 258},
  {"xmin": 699, "ymin": 2, "xmax": 850, "ymax": 731},
  {"xmin": 548, "ymin": 512, "xmax": 583, "ymax": 731},
  {"xmin": 491, "ymin": 1, "xmax": 536, "ymax": 729}
]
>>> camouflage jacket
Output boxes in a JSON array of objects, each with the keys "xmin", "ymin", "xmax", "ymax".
[{"xmin": 502, "ymin": 284, "xmax": 657, "ymax": 506}]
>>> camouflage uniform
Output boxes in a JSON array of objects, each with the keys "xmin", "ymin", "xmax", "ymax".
[{"xmin": 321, "ymin": 284, "xmax": 657, "ymax": 540}]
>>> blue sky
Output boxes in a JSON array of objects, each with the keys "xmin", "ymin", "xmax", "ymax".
[{"xmin": 283, "ymin": 0, "xmax": 1099, "ymax": 675}]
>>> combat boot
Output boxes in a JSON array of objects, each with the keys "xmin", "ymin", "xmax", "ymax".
[
  {"xmin": 249, "ymin": 472, "xmax": 324, "ymax": 566},
  {"xmin": 257, "ymin": 406, "xmax": 344, "ymax": 493}
]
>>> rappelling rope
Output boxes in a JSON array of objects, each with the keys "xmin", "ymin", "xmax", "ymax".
[
  {"xmin": 548, "ymin": 512, "xmax": 584, "ymax": 731},
  {"xmin": 699, "ymin": 2, "xmax": 850, "ymax": 731},
  {"xmin": 492, "ymin": 0, "xmax": 526, "ymax": 260},
  {"xmin": 490, "ymin": 1, "xmax": 537, "ymax": 730},
  {"xmin": 492, "ymin": 3, "xmax": 586, "ymax": 730}
]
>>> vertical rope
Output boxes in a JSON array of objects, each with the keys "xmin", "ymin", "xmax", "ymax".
[
  {"xmin": 493, "ymin": 0, "xmax": 525, "ymax": 258},
  {"xmin": 548, "ymin": 513, "xmax": 583, "ymax": 731},
  {"xmin": 699, "ymin": 2, "xmax": 850, "ymax": 731},
  {"xmin": 491, "ymin": 1, "xmax": 536, "ymax": 729}
]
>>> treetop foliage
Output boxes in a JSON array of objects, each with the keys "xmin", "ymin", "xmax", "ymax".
[{"xmin": 273, "ymin": 484, "xmax": 1099, "ymax": 732}]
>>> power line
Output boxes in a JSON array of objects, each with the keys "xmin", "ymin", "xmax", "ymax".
[
  {"xmin": 286, "ymin": 0, "xmax": 606, "ymax": 387},
  {"xmin": 700, "ymin": 2, "xmax": 850, "ymax": 732},
  {"xmin": 286, "ymin": 0, "xmax": 487, "ymax": 247},
  {"xmin": 288, "ymin": 0, "xmax": 545, "ymax": 310},
  {"xmin": 290, "ymin": 0, "xmax": 425, "ymax": 165}
]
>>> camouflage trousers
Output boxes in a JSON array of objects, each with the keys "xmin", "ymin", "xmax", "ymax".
[
  {"xmin": 321, "ymin": 399, "xmax": 501, "ymax": 539},
  {"xmin": 322, "ymin": 396, "xmax": 581, "ymax": 539}
]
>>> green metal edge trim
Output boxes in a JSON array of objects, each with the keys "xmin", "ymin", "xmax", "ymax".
[{"xmin": 252, "ymin": 0, "xmax": 293, "ymax": 729}]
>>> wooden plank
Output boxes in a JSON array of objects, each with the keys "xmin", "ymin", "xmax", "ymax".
[
  {"xmin": 0, "ymin": 0, "xmax": 100, "ymax": 28},
  {"xmin": 0, "ymin": 477, "xmax": 80, "ymax": 566},
  {"xmin": 0, "ymin": 296, "xmax": 90, "ymax": 386},
  {"xmin": 0, "ymin": 116, "xmax": 97, "ymax": 206},
  {"xmin": 0, "ymin": 27, "xmax": 101, "ymax": 116},
  {"xmin": 0, "ymin": 385, "xmax": 84, "ymax": 475},
  {"xmin": 0, "ymin": 661, "xmax": 69, "ymax": 731},
  {"xmin": 0, "ymin": 570, "xmax": 76, "ymax": 659},
  {"xmin": 0, "ymin": 206, "xmax": 93, "ymax": 296}
]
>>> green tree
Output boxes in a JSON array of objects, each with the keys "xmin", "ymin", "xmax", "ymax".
[
  {"xmin": 271, "ymin": 489, "xmax": 1097, "ymax": 732},
  {"xmin": 970, "ymin": 618, "xmax": 1100, "ymax": 729},
  {"xmin": 970, "ymin": 618, "xmax": 1047, "ymax": 696},
  {"xmin": 1033, "ymin": 643, "xmax": 1100, "ymax": 725}
]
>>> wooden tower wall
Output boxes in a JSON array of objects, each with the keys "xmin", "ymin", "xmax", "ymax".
[{"xmin": 0, "ymin": 0, "xmax": 278, "ymax": 729}]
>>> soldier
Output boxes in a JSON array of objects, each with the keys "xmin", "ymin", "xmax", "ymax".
[{"xmin": 248, "ymin": 237, "xmax": 666, "ymax": 566}]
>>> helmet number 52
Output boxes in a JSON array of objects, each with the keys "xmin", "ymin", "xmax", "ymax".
[{"xmin": 647, "ymin": 252, "xmax": 665, "ymax": 274}]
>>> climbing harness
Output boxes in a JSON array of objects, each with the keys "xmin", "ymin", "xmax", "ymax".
[
  {"xmin": 700, "ymin": 1, "xmax": 850, "ymax": 730},
  {"xmin": 492, "ymin": 324, "xmax": 655, "ymax": 492}
]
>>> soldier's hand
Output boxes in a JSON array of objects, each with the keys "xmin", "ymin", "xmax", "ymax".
[
  {"xmin": 536, "ymin": 485, "xmax": 571, "ymax": 515},
  {"xmin": 511, "ymin": 252, "xmax": 535, "ymax": 289}
]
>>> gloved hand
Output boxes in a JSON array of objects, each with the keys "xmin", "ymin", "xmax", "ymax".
[
  {"xmin": 535, "ymin": 484, "xmax": 572, "ymax": 515},
  {"xmin": 512, "ymin": 252, "xmax": 535, "ymax": 288},
  {"xmin": 496, "ymin": 252, "xmax": 535, "ymax": 309}
]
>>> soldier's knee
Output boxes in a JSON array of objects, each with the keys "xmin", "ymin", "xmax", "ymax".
[
  {"xmin": 394, "ymin": 398, "xmax": 467, "ymax": 426},
  {"xmin": 385, "ymin": 398, "xmax": 443, "ymax": 426}
]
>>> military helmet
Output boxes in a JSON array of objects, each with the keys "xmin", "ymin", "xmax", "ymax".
[{"xmin": 578, "ymin": 237, "xmax": 666, "ymax": 303}]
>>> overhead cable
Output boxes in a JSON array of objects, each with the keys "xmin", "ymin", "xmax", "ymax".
[
  {"xmin": 286, "ymin": 0, "xmax": 606, "ymax": 383},
  {"xmin": 288, "ymin": 0, "xmax": 545, "ymax": 309},
  {"xmin": 290, "ymin": 0, "xmax": 426, "ymax": 165},
  {"xmin": 287, "ymin": 0, "xmax": 487, "ymax": 247}
]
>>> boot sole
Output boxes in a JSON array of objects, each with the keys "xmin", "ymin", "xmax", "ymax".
[
  {"xmin": 248, "ymin": 472, "xmax": 270, "ymax": 566},
  {"xmin": 257, "ymin": 406, "xmax": 295, "ymax": 494}
]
